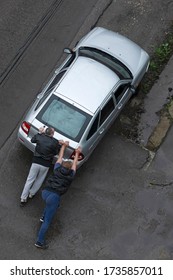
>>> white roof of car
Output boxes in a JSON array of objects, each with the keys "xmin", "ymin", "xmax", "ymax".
[{"xmin": 55, "ymin": 56, "xmax": 119, "ymax": 114}]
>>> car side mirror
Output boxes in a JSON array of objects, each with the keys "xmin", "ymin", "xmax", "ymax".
[{"xmin": 63, "ymin": 48, "xmax": 73, "ymax": 54}]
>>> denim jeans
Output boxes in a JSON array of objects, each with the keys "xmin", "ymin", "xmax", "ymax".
[{"xmin": 36, "ymin": 189, "xmax": 60, "ymax": 244}]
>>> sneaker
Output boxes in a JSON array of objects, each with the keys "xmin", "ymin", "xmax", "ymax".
[
  {"xmin": 20, "ymin": 200, "xmax": 27, "ymax": 207},
  {"xmin": 40, "ymin": 216, "xmax": 44, "ymax": 223},
  {"xmin": 35, "ymin": 242, "xmax": 48, "ymax": 249},
  {"xmin": 29, "ymin": 193, "xmax": 34, "ymax": 199}
]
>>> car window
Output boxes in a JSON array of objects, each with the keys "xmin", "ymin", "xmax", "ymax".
[
  {"xmin": 47, "ymin": 71, "xmax": 65, "ymax": 91},
  {"xmin": 36, "ymin": 95, "xmax": 91, "ymax": 142},
  {"xmin": 86, "ymin": 113, "xmax": 99, "ymax": 140},
  {"xmin": 35, "ymin": 71, "xmax": 66, "ymax": 110},
  {"xmin": 100, "ymin": 97, "xmax": 115, "ymax": 126},
  {"xmin": 114, "ymin": 84, "xmax": 130, "ymax": 103},
  {"xmin": 79, "ymin": 47, "xmax": 132, "ymax": 80}
]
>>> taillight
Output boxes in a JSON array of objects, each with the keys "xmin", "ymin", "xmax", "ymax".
[
  {"xmin": 21, "ymin": 121, "xmax": 31, "ymax": 135},
  {"xmin": 70, "ymin": 151, "xmax": 84, "ymax": 161}
]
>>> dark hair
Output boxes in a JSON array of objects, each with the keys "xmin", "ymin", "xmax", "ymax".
[{"xmin": 45, "ymin": 127, "xmax": 54, "ymax": 136}]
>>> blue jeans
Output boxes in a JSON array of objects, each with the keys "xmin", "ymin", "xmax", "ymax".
[{"xmin": 36, "ymin": 189, "xmax": 60, "ymax": 244}]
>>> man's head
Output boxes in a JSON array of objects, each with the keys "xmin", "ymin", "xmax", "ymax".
[
  {"xmin": 62, "ymin": 160, "xmax": 73, "ymax": 169},
  {"xmin": 60, "ymin": 160, "xmax": 73, "ymax": 175},
  {"xmin": 45, "ymin": 127, "xmax": 55, "ymax": 137}
]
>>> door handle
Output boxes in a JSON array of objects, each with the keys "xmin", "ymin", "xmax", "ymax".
[
  {"xmin": 118, "ymin": 103, "xmax": 123, "ymax": 110},
  {"xmin": 99, "ymin": 128, "xmax": 104, "ymax": 134}
]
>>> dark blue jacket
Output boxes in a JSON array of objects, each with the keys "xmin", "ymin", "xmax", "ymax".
[{"xmin": 45, "ymin": 164, "xmax": 75, "ymax": 195}]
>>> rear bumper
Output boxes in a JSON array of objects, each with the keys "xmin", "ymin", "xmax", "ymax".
[
  {"xmin": 18, "ymin": 127, "xmax": 35, "ymax": 152},
  {"xmin": 17, "ymin": 127, "xmax": 85, "ymax": 168}
]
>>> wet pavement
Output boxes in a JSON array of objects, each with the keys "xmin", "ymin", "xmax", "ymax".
[
  {"xmin": 139, "ymin": 55, "xmax": 173, "ymax": 149},
  {"xmin": 133, "ymin": 54, "xmax": 173, "ymax": 259},
  {"xmin": 1, "ymin": 0, "xmax": 173, "ymax": 260}
]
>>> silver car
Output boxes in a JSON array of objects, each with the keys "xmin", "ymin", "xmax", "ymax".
[{"xmin": 18, "ymin": 27, "xmax": 150, "ymax": 167}]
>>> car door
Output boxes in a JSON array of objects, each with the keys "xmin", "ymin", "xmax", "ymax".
[
  {"xmin": 85, "ymin": 96, "xmax": 116, "ymax": 155},
  {"xmin": 113, "ymin": 83, "xmax": 132, "ymax": 115}
]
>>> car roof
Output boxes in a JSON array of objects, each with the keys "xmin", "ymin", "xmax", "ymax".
[{"xmin": 54, "ymin": 56, "xmax": 119, "ymax": 114}]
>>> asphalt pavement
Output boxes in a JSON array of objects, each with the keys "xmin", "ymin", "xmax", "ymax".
[
  {"xmin": 1, "ymin": 0, "xmax": 173, "ymax": 260},
  {"xmin": 140, "ymin": 53, "xmax": 173, "ymax": 177},
  {"xmin": 137, "ymin": 54, "xmax": 173, "ymax": 259},
  {"xmin": 148, "ymin": 54, "xmax": 173, "ymax": 185}
]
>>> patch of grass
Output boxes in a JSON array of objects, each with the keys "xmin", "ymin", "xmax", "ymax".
[
  {"xmin": 142, "ymin": 31, "xmax": 173, "ymax": 94},
  {"xmin": 155, "ymin": 42, "xmax": 172, "ymax": 61},
  {"xmin": 149, "ymin": 61, "xmax": 157, "ymax": 71}
]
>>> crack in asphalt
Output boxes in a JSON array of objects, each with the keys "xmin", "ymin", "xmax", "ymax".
[
  {"xmin": 149, "ymin": 181, "xmax": 173, "ymax": 187},
  {"xmin": 141, "ymin": 149, "xmax": 155, "ymax": 171},
  {"xmin": 91, "ymin": 0, "xmax": 113, "ymax": 29}
]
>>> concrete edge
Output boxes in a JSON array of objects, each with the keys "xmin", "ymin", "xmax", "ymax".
[{"xmin": 146, "ymin": 100, "xmax": 173, "ymax": 151}]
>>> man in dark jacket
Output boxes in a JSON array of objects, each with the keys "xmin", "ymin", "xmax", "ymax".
[
  {"xmin": 35, "ymin": 141, "xmax": 81, "ymax": 249},
  {"xmin": 20, "ymin": 127, "xmax": 61, "ymax": 206}
]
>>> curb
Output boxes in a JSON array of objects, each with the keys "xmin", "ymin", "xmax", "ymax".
[
  {"xmin": 139, "ymin": 54, "xmax": 173, "ymax": 153},
  {"xmin": 146, "ymin": 99, "xmax": 173, "ymax": 152},
  {"xmin": 141, "ymin": 100, "xmax": 173, "ymax": 170}
]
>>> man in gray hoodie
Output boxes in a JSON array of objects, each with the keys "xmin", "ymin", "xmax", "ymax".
[{"xmin": 20, "ymin": 127, "xmax": 61, "ymax": 206}]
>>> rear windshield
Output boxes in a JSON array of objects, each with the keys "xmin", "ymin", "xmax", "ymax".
[
  {"xmin": 36, "ymin": 95, "xmax": 91, "ymax": 142},
  {"xmin": 79, "ymin": 47, "xmax": 132, "ymax": 80}
]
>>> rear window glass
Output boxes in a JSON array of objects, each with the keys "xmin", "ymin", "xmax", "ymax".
[
  {"xmin": 36, "ymin": 95, "xmax": 91, "ymax": 142},
  {"xmin": 79, "ymin": 47, "xmax": 132, "ymax": 80}
]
